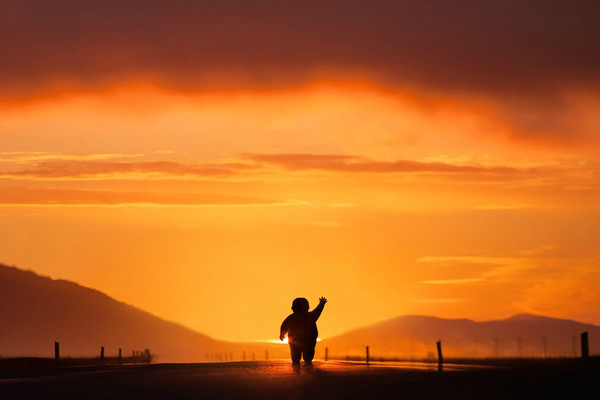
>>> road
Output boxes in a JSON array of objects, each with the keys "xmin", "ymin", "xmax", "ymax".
[{"xmin": 1, "ymin": 359, "xmax": 598, "ymax": 399}]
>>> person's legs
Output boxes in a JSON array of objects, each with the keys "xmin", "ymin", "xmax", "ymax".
[
  {"xmin": 289, "ymin": 343, "xmax": 302, "ymax": 364},
  {"xmin": 303, "ymin": 344, "xmax": 315, "ymax": 364}
]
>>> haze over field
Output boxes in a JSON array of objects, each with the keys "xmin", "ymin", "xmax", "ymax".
[{"xmin": 1, "ymin": 1, "xmax": 599, "ymax": 342}]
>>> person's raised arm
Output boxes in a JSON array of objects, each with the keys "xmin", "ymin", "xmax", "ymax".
[{"xmin": 310, "ymin": 297, "xmax": 327, "ymax": 321}]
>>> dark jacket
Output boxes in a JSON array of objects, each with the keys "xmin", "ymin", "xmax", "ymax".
[{"xmin": 280, "ymin": 302, "xmax": 325, "ymax": 346}]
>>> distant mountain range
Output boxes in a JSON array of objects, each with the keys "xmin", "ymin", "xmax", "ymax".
[
  {"xmin": 320, "ymin": 314, "xmax": 600, "ymax": 359},
  {"xmin": 0, "ymin": 264, "xmax": 285, "ymax": 362},
  {"xmin": 2, "ymin": 264, "xmax": 598, "ymax": 362}
]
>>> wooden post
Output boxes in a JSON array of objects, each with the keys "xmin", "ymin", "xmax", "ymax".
[
  {"xmin": 436, "ymin": 341, "xmax": 443, "ymax": 373},
  {"xmin": 366, "ymin": 346, "xmax": 370, "ymax": 366},
  {"xmin": 265, "ymin": 350, "xmax": 269, "ymax": 360},
  {"xmin": 542, "ymin": 336, "xmax": 548, "ymax": 358},
  {"xmin": 325, "ymin": 347, "xmax": 329, "ymax": 362},
  {"xmin": 118, "ymin": 348, "xmax": 122, "ymax": 365},
  {"xmin": 54, "ymin": 341, "xmax": 60, "ymax": 361},
  {"xmin": 581, "ymin": 331, "xmax": 589, "ymax": 359},
  {"xmin": 100, "ymin": 346, "xmax": 105, "ymax": 364}
]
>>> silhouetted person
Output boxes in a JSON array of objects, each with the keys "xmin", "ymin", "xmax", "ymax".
[{"xmin": 280, "ymin": 296, "xmax": 327, "ymax": 365}]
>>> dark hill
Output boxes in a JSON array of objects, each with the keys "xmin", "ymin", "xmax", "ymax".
[
  {"xmin": 320, "ymin": 314, "xmax": 600, "ymax": 359},
  {"xmin": 0, "ymin": 264, "xmax": 286, "ymax": 362}
]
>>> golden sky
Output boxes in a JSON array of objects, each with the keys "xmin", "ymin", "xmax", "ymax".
[{"xmin": 1, "ymin": 1, "xmax": 600, "ymax": 341}]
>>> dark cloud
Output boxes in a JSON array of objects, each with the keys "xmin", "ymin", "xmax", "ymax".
[{"xmin": 1, "ymin": 0, "xmax": 599, "ymax": 100}]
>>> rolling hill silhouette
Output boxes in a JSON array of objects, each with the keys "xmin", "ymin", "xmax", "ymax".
[
  {"xmin": 0, "ymin": 264, "xmax": 287, "ymax": 362},
  {"xmin": 320, "ymin": 314, "xmax": 600, "ymax": 359},
  {"xmin": 3, "ymin": 264, "xmax": 598, "ymax": 362}
]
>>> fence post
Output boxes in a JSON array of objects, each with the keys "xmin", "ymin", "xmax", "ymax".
[
  {"xmin": 581, "ymin": 332, "xmax": 589, "ymax": 359},
  {"xmin": 437, "ymin": 341, "xmax": 443, "ymax": 372},
  {"xmin": 366, "ymin": 346, "xmax": 370, "ymax": 366},
  {"xmin": 265, "ymin": 350, "xmax": 269, "ymax": 360},
  {"xmin": 118, "ymin": 348, "xmax": 122, "ymax": 365},
  {"xmin": 325, "ymin": 347, "xmax": 329, "ymax": 362},
  {"xmin": 542, "ymin": 336, "xmax": 548, "ymax": 358},
  {"xmin": 54, "ymin": 341, "xmax": 60, "ymax": 361},
  {"xmin": 100, "ymin": 346, "xmax": 105, "ymax": 365}
]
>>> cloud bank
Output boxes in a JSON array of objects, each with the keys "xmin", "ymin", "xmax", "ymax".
[
  {"xmin": 2, "ymin": 1, "xmax": 598, "ymax": 99},
  {"xmin": 3, "ymin": 1, "xmax": 598, "ymax": 144}
]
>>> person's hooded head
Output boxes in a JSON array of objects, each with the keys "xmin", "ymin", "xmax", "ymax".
[{"xmin": 291, "ymin": 297, "xmax": 310, "ymax": 313}]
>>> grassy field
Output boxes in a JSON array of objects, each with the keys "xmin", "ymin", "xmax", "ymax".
[{"xmin": 1, "ymin": 359, "xmax": 599, "ymax": 399}]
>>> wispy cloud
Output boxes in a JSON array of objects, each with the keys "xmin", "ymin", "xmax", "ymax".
[
  {"xmin": 0, "ymin": 187, "xmax": 299, "ymax": 207},
  {"xmin": 0, "ymin": 153, "xmax": 526, "ymax": 181},
  {"xmin": 417, "ymin": 256, "xmax": 521, "ymax": 266},
  {"xmin": 0, "ymin": 152, "xmax": 145, "ymax": 163},
  {"xmin": 242, "ymin": 153, "xmax": 522, "ymax": 174},
  {"xmin": 290, "ymin": 221, "xmax": 342, "ymax": 228},
  {"xmin": 474, "ymin": 204, "xmax": 533, "ymax": 210},
  {"xmin": 411, "ymin": 298, "xmax": 466, "ymax": 304},
  {"xmin": 421, "ymin": 278, "xmax": 485, "ymax": 285},
  {"xmin": 417, "ymin": 254, "xmax": 538, "ymax": 284},
  {"xmin": 0, "ymin": 160, "xmax": 253, "ymax": 180},
  {"xmin": 327, "ymin": 203, "xmax": 356, "ymax": 208}
]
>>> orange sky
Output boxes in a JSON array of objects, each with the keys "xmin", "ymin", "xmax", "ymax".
[{"xmin": 1, "ymin": 1, "xmax": 600, "ymax": 341}]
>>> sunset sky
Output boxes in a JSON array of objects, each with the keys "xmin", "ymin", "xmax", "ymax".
[{"xmin": 1, "ymin": 1, "xmax": 600, "ymax": 342}]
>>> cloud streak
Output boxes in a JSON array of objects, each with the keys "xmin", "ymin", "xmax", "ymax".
[
  {"xmin": 418, "ymin": 256, "xmax": 522, "ymax": 266},
  {"xmin": 0, "ymin": 187, "xmax": 292, "ymax": 207},
  {"xmin": 0, "ymin": 152, "xmax": 144, "ymax": 163},
  {"xmin": 242, "ymin": 154, "xmax": 522, "ymax": 174},
  {"xmin": 422, "ymin": 278, "xmax": 485, "ymax": 285},
  {"xmin": 411, "ymin": 298, "xmax": 466, "ymax": 304},
  {"xmin": 0, "ymin": 153, "xmax": 526, "ymax": 180},
  {"xmin": 0, "ymin": 160, "xmax": 251, "ymax": 179}
]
